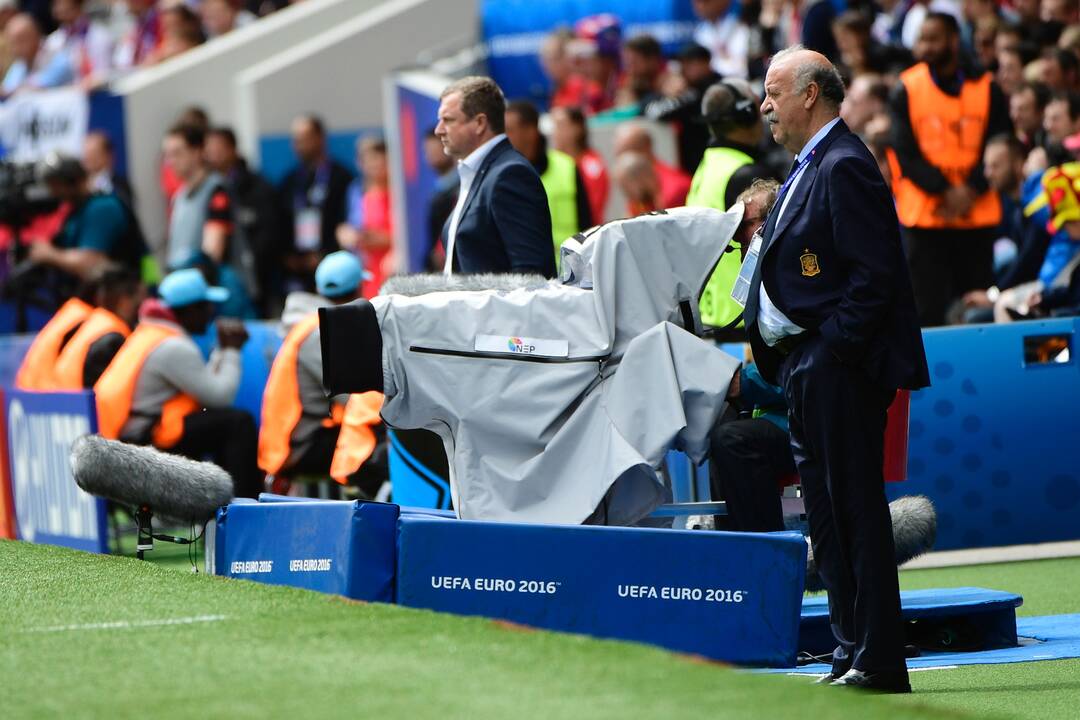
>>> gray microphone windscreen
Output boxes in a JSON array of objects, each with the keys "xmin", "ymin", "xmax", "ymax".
[{"xmin": 70, "ymin": 434, "xmax": 234, "ymax": 521}]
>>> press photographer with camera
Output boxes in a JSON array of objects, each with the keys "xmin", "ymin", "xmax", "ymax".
[{"xmin": 26, "ymin": 153, "xmax": 145, "ymax": 288}]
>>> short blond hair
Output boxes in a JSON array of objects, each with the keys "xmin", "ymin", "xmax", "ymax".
[{"xmin": 736, "ymin": 177, "xmax": 780, "ymax": 216}]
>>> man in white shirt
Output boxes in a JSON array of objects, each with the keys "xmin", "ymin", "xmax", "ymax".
[{"xmin": 435, "ymin": 76, "xmax": 554, "ymax": 277}]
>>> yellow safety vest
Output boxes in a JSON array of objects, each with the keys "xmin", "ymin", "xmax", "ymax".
[
  {"xmin": 541, "ymin": 149, "xmax": 581, "ymax": 252},
  {"xmin": 687, "ymin": 147, "xmax": 754, "ymax": 328}
]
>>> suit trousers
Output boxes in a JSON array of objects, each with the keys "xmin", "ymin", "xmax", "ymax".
[{"xmin": 778, "ymin": 335, "xmax": 907, "ymax": 676}]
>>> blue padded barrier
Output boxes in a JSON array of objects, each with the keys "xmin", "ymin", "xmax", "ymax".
[
  {"xmin": 216, "ymin": 500, "xmax": 398, "ymax": 601},
  {"xmin": 395, "ymin": 518, "xmax": 808, "ymax": 666},
  {"xmin": 891, "ymin": 319, "xmax": 1080, "ymax": 549},
  {"xmin": 801, "ymin": 587, "xmax": 1023, "ymax": 657}
]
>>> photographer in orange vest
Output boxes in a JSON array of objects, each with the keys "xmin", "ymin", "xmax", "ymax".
[
  {"xmin": 889, "ymin": 12, "xmax": 1011, "ymax": 326},
  {"xmin": 53, "ymin": 265, "xmax": 144, "ymax": 390},
  {"xmin": 94, "ymin": 268, "xmax": 262, "ymax": 498},
  {"xmin": 258, "ymin": 251, "xmax": 387, "ymax": 499}
]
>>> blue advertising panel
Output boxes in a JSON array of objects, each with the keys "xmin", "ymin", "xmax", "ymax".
[
  {"xmin": 396, "ymin": 518, "xmax": 807, "ymax": 666},
  {"xmin": 889, "ymin": 319, "xmax": 1080, "ymax": 550},
  {"xmin": 481, "ymin": 0, "xmax": 698, "ymax": 106},
  {"xmin": 391, "ymin": 75, "xmax": 444, "ymax": 273},
  {"xmin": 6, "ymin": 389, "xmax": 107, "ymax": 553},
  {"xmin": 218, "ymin": 500, "xmax": 399, "ymax": 602}
]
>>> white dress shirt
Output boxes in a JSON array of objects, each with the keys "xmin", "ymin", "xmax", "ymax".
[
  {"xmin": 443, "ymin": 133, "xmax": 507, "ymax": 276},
  {"xmin": 757, "ymin": 117, "xmax": 842, "ymax": 346}
]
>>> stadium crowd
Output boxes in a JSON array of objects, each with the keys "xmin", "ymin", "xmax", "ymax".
[
  {"xmin": 8, "ymin": 0, "xmax": 1080, "ymax": 498},
  {"xmin": 0, "ymin": 0, "xmax": 303, "ymax": 96}
]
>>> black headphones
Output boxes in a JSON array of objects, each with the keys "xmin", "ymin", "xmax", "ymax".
[{"xmin": 703, "ymin": 81, "xmax": 759, "ymax": 134}]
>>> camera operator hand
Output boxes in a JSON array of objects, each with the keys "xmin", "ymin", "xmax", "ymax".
[{"xmin": 216, "ymin": 318, "xmax": 249, "ymax": 350}]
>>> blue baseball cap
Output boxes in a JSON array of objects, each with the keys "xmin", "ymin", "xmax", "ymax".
[
  {"xmin": 315, "ymin": 251, "xmax": 372, "ymax": 299},
  {"xmin": 158, "ymin": 268, "xmax": 230, "ymax": 308}
]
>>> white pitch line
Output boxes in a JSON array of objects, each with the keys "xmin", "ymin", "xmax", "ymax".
[{"xmin": 19, "ymin": 614, "xmax": 227, "ymax": 633}]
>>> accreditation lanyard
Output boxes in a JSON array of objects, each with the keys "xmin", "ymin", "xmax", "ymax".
[
  {"xmin": 730, "ymin": 150, "xmax": 814, "ymax": 307},
  {"xmin": 293, "ymin": 162, "xmax": 331, "ymax": 252}
]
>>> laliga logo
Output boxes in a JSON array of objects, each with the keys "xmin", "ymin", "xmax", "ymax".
[{"xmin": 507, "ymin": 336, "xmax": 536, "ymax": 354}]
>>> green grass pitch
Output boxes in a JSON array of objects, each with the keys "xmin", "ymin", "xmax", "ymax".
[{"xmin": 2, "ymin": 539, "xmax": 1077, "ymax": 719}]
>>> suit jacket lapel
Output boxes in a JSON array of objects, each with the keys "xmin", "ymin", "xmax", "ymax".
[
  {"xmin": 457, "ymin": 138, "xmax": 508, "ymax": 225},
  {"xmin": 764, "ymin": 164, "xmax": 817, "ymax": 254}
]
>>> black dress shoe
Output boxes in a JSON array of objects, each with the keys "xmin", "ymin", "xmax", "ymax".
[{"xmin": 830, "ymin": 669, "xmax": 912, "ymax": 693}]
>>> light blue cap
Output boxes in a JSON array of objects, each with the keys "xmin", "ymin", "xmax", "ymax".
[
  {"xmin": 158, "ymin": 268, "xmax": 230, "ymax": 308},
  {"xmin": 315, "ymin": 251, "xmax": 372, "ymax": 298}
]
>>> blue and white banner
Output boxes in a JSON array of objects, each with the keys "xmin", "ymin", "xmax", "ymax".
[
  {"xmin": 0, "ymin": 86, "xmax": 90, "ymax": 162},
  {"xmin": 6, "ymin": 389, "xmax": 107, "ymax": 553}
]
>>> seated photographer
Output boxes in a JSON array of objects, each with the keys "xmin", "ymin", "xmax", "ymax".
[
  {"xmin": 94, "ymin": 269, "xmax": 261, "ymax": 498},
  {"xmin": 259, "ymin": 252, "xmax": 387, "ymax": 499},
  {"xmin": 28, "ymin": 154, "xmax": 144, "ymax": 288},
  {"xmin": 52, "ymin": 265, "xmax": 143, "ymax": 390}
]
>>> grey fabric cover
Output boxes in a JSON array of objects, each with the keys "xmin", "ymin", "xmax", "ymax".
[{"xmin": 373, "ymin": 207, "xmax": 744, "ymax": 525}]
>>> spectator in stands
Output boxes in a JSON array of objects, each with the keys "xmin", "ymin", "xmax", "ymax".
[
  {"xmin": 200, "ymin": 0, "xmax": 256, "ymax": 39},
  {"xmin": 258, "ymin": 251, "xmax": 386, "ymax": 499},
  {"xmin": 779, "ymin": 0, "xmax": 839, "ymax": 60},
  {"xmin": 993, "ymin": 162, "xmax": 1080, "ymax": 321},
  {"xmin": 423, "ymin": 128, "xmax": 456, "ymax": 270},
  {"xmin": 889, "ymin": 12, "xmax": 1011, "ymax": 326},
  {"xmin": 1040, "ymin": 47, "xmax": 1080, "ymax": 92},
  {"xmin": 52, "ymin": 265, "xmax": 142, "ymax": 389},
  {"xmin": 574, "ymin": 14, "xmax": 621, "ymax": 111},
  {"xmin": 961, "ymin": 134, "xmax": 1050, "ymax": 322},
  {"xmin": 541, "ymin": 28, "xmax": 606, "ymax": 114},
  {"xmin": 149, "ymin": 4, "xmax": 204, "ymax": 64},
  {"xmin": 205, "ymin": 125, "xmax": 285, "ymax": 316},
  {"xmin": 550, "ymin": 105, "xmax": 608, "ymax": 227},
  {"xmin": 1043, "ymin": 91, "xmax": 1080, "ymax": 146},
  {"xmin": 336, "ymin": 136, "xmax": 393, "ymax": 297},
  {"xmin": 831, "ymin": 10, "xmax": 912, "ymax": 78},
  {"xmin": 642, "ymin": 42, "xmax": 722, "ymax": 174},
  {"xmin": 1, "ymin": 13, "xmax": 51, "ymax": 96},
  {"xmin": 505, "ymin": 100, "xmax": 592, "ymax": 251},
  {"xmin": 615, "ymin": 34, "xmax": 668, "ymax": 108},
  {"xmin": 691, "ymin": 0, "xmax": 750, "ymax": 78},
  {"xmin": 996, "ymin": 45, "xmax": 1026, "ymax": 96},
  {"xmin": 612, "ymin": 122, "xmax": 692, "ymax": 209},
  {"xmin": 841, "ymin": 73, "xmax": 890, "ymax": 140},
  {"xmin": 0, "ymin": 1, "xmax": 19, "ymax": 79},
  {"xmin": 30, "ymin": 154, "xmax": 143, "ymax": 291},
  {"xmin": 435, "ymin": 76, "xmax": 554, "ymax": 276},
  {"xmin": 44, "ymin": 0, "xmax": 113, "ymax": 88},
  {"xmin": 84, "ymin": 131, "xmax": 133, "ymax": 210},
  {"xmin": 94, "ymin": 268, "xmax": 262, "ymax": 498},
  {"xmin": 162, "ymin": 123, "xmax": 256, "ymax": 319},
  {"xmin": 113, "ymin": 0, "xmax": 161, "ymax": 71},
  {"xmin": 162, "ymin": 106, "xmax": 210, "ymax": 206},
  {"xmin": 612, "ymin": 151, "xmax": 661, "ymax": 216},
  {"xmin": 279, "ymin": 114, "xmax": 353, "ymax": 292},
  {"xmin": 1011, "ymin": 81, "xmax": 1050, "ymax": 152}
]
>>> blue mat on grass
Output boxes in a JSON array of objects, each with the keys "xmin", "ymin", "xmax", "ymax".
[{"xmin": 765, "ymin": 614, "xmax": 1080, "ymax": 673}]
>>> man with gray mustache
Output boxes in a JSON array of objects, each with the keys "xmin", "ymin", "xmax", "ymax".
[{"xmin": 743, "ymin": 46, "xmax": 929, "ymax": 693}]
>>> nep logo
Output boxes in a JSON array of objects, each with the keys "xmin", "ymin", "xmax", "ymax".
[{"xmin": 507, "ymin": 336, "xmax": 537, "ymax": 354}]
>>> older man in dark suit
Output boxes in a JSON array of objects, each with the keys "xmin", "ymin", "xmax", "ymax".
[
  {"xmin": 743, "ymin": 46, "xmax": 930, "ymax": 693},
  {"xmin": 435, "ymin": 76, "xmax": 555, "ymax": 278}
]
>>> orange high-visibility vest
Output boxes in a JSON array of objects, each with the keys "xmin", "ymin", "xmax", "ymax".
[
  {"xmin": 93, "ymin": 322, "xmax": 200, "ymax": 449},
  {"xmin": 258, "ymin": 313, "xmax": 383, "ymax": 483},
  {"xmin": 892, "ymin": 63, "xmax": 1001, "ymax": 230},
  {"xmin": 52, "ymin": 308, "xmax": 131, "ymax": 390},
  {"xmin": 14, "ymin": 297, "xmax": 93, "ymax": 390}
]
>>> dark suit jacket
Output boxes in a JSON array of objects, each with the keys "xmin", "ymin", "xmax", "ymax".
[
  {"xmin": 744, "ymin": 120, "xmax": 930, "ymax": 392},
  {"xmin": 443, "ymin": 138, "xmax": 556, "ymax": 278},
  {"xmin": 279, "ymin": 159, "xmax": 354, "ymax": 256}
]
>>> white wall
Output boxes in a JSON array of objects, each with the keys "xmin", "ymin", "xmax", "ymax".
[
  {"xmin": 113, "ymin": 0, "xmax": 393, "ymax": 253},
  {"xmin": 234, "ymin": 0, "xmax": 477, "ymax": 165}
]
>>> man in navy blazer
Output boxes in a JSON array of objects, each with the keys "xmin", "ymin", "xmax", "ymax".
[
  {"xmin": 435, "ymin": 76, "xmax": 556, "ymax": 278},
  {"xmin": 744, "ymin": 47, "xmax": 930, "ymax": 693}
]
